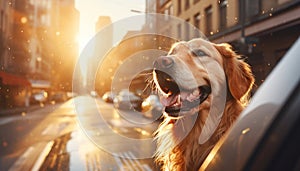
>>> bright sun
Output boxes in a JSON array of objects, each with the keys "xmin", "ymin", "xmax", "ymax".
[{"xmin": 77, "ymin": 33, "xmax": 94, "ymax": 54}]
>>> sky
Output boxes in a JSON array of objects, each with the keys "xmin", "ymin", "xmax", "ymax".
[{"xmin": 75, "ymin": 0, "xmax": 145, "ymax": 53}]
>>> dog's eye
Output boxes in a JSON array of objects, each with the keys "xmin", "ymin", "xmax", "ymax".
[{"xmin": 192, "ymin": 49, "xmax": 207, "ymax": 57}]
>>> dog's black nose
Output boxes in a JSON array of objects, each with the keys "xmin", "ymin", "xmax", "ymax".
[{"xmin": 153, "ymin": 56, "xmax": 174, "ymax": 69}]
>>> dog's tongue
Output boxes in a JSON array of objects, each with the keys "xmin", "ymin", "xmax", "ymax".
[{"xmin": 160, "ymin": 94, "xmax": 178, "ymax": 107}]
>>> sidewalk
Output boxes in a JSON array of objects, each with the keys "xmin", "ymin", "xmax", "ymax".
[{"xmin": 0, "ymin": 104, "xmax": 43, "ymax": 117}]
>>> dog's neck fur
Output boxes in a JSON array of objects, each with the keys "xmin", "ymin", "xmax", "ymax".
[{"xmin": 154, "ymin": 98, "xmax": 243, "ymax": 171}]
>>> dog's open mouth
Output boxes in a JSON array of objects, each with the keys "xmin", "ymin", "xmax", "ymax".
[{"xmin": 153, "ymin": 70, "xmax": 211, "ymax": 117}]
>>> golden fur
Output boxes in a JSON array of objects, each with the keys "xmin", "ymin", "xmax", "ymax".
[{"xmin": 154, "ymin": 38, "xmax": 254, "ymax": 170}]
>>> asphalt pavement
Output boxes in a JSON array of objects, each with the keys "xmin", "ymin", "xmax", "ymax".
[{"xmin": 0, "ymin": 96, "xmax": 161, "ymax": 171}]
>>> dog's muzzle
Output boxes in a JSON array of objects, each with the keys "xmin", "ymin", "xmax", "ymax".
[{"xmin": 153, "ymin": 57, "xmax": 211, "ymax": 118}]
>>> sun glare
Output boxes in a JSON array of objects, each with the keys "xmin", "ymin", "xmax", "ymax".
[{"xmin": 77, "ymin": 33, "xmax": 93, "ymax": 54}]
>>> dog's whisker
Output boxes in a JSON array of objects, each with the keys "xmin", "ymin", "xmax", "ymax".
[
  {"xmin": 153, "ymin": 71, "xmax": 171, "ymax": 97},
  {"xmin": 180, "ymin": 118, "xmax": 186, "ymax": 133},
  {"xmin": 139, "ymin": 72, "xmax": 153, "ymax": 76}
]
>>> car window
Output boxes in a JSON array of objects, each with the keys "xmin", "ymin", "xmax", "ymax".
[{"xmin": 201, "ymin": 38, "xmax": 300, "ymax": 171}]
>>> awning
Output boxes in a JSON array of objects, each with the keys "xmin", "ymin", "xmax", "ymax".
[
  {"xmin": 0, "ymin": 71, "xmax": 31, "ymax": 86},
  {"xmin": 29, "ymin": 79, "xmax": 51, "ymax": 89}
]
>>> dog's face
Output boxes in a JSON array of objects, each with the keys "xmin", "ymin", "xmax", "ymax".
[{"xmin": 153, "ymin": 38, "xmax": 253, "ymax": 118}]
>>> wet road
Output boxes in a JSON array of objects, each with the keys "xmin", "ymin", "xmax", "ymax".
[{"xmin": 0, "ymin": 96, "xmax": 160, "ymax": 171}]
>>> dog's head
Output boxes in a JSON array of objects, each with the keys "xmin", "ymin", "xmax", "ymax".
[{"xmin": 153, "ymin": 38, "xmax": 254, "ymax": 119}]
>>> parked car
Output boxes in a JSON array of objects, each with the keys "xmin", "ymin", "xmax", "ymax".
[
  {"xmin": 141, "ymin": 94, "xmax": 163, "ymax": 120},
  {"xmin": 200, "ymin": 38, "xmax": 300, "ymax": 171},
  {"xmin": 102, "ymin": 91, "xmax": 116, "ymax": 103},
  {"xmin": 49, "ymin": 92, "xmax": 68, "ymax": 103},
  {"xmin": 113, "ymin": 89, "xmax": 143, "ymax": 111},
  {"xmin": 30, "ymin": 90, "xmax": 48, "ymax": 104},
  {"xmin": 90, "ymin": 91, "xmax": 99, "ymax": 98}
]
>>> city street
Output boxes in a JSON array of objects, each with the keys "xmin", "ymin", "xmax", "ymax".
[
  {"xmin": 0, "ymin": 96, "xmax": 160, "ymax": 171},
  {"xmin": 1, "ymin": 0, "xmax": 299, "ymax": 170}
]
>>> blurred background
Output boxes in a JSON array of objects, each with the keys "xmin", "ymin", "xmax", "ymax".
[{"xmin": 0, "ymin": 0, "xmax": 299, "ymax": 108}]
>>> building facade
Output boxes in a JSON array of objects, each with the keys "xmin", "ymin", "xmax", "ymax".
[
  {"xmin": 0, "ymin": 0, "xmax": 79, "ymax": 108},
  {"xmin": 155, "ymin": 0, "xmax": 300, "ymax": 90}
]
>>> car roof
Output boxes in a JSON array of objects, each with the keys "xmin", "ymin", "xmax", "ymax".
[{"xmin": 200, "ymin": 38, "xmax": 300, "ymax": 171}]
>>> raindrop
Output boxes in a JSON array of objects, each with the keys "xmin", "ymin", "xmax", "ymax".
[
  {"xmin": 242, "ymin": 128, "xmax": 250, "ymax": 134},
  {"xmin": 21, "ymin": 112, "xmax": 26, "ymax": 116},
  {"xmin": 2, "ymin": 141, "xmax": 8, "ymax": 147},
  {"xmin": 20, "ymin": 17, "xmax": 27, "ymax": 24}
]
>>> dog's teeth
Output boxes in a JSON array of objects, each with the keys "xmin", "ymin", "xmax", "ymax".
[
  {"xmin": 185, "ymin": 90, "xmax": 198, "ymax": 102},
  {"xmin": 177, "ymin": 95, "xmax": 181, "ymax": 103},
  {"xmin": 187, "ymin": 93, "xmax": 199, "ymax": 102},
  {"xmin": 192, "ymin": 89, "xmax": 200, "ymax": 96},
  {"xmin": 187, "ymin": 97, "xmax": 191, "ymax": 101}
]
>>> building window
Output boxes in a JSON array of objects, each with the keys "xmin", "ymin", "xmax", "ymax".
[
  {"xmin": 159, "ymin": 0, "xmax": 168, "ymax": 7},
  {"xmin": 245, "ymin": 0, "xmax": 260, "ymax": 20},
  {"xmin": 0, "ymin": 10, "xmax": 4, "ymax": 31},
  {"xmin": 177, "ymin": 0, "xmax": 182, "ymax": 15},
  {"xmin": 185, "ymin": 19, "xmax": 190, "ymax": 40},
  {"xmin": 164, "ymin": 5, "xmax": 173, "ymax": 15},
  {"xmin": 205, "ymin": 6, "xmax": 213, "ymax": 36},
  {"xmin": 170, "ymin": 5, "xmax": 174, "ymax": 15},
  {"xmin": 194, "ymin": 13, "xmax": 201, "ymax": 29},
  {"xmin": 194, "ymin": 0, "xmax": 200, "ymax": 4},
  {"xmin": 261, "ymin": 0, "xmax": 278, "ymax": 13},
  {"xmin": 164, "ymin": 8, "xmax": 169, "ymax": 15},
  {"xmin": 194, "ymin": 13, "xmax": 201, "ymax": 37},
  {"xmin": 219, "ymin": 0, "xmax": 228, "ymax": 30},
  {"xmin": 185, "ymin": 0, "xmax": 190, "ymax": 10},
  {"xmin": 177, "ymin": 24, "xmax": 182, "ymax": 38}
]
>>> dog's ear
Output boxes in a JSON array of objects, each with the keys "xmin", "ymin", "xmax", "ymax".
[{"xmin": 214, "ymin": 43, "xmax": 254, "ymax": 103}]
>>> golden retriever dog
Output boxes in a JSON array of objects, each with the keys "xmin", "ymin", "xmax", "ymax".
[{"xmin": 152, "ymin": 38, "xmax": 254, "ymax": 170}]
